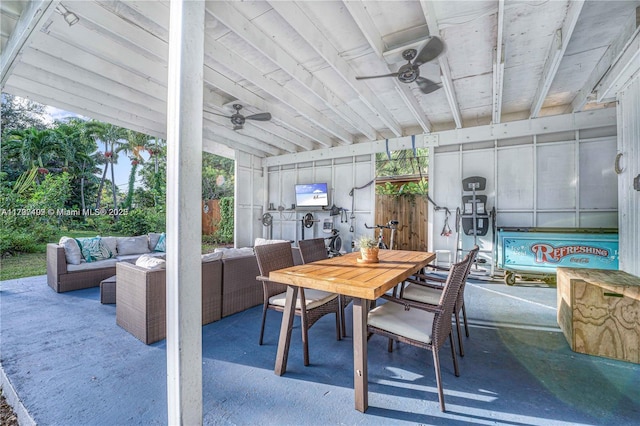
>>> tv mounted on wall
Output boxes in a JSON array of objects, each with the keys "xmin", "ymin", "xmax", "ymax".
[{"xmin": 295, "ymin": 183, "xmax": 329, "ymax": 208}]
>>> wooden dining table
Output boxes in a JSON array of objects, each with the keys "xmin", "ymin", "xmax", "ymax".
[{"xmin": 269, "ymin": 249, "xmax": 435, "ymax": 412}]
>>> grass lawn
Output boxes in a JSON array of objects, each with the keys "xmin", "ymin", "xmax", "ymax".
[
  {"xmin": 0, "ymin": 229, "xmax": 123, "ymax": 281},
  {"xmin": 1, "ymin": 231, "xmax": 231, "ymax": 281}
]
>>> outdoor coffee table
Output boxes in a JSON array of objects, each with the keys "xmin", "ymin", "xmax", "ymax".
[
  {"xmin": 100, "ymin": 275, "xmax": 117, "ymax": 304},
  {"xmin": 269, "ymin": 249, "xmax": 435, "ymax": 412}
]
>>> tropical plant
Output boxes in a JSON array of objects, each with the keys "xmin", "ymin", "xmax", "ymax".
[
  {"xmin": 119, "ymin": 130, "xmax": 150, "ymax": 210},
  {"xmin": 6, "ymin": 128, "xmax": 55, "ymax": 178},
  {"xmin": 0, "ymin": 93, "xmax": 49, "ymax": 132},
  {"xmin": 216, "ymin": 197, "xmax": 234, "ymax": 243},
  {"xmin": 85, "ymin": 121, "xmax": 127, "ymax": 210},
  {"xmin": 358, "ymin": 236, "xmax": 377, "ymax": 249}
]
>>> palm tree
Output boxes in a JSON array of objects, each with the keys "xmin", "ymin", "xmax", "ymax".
[
  {"xmin": 118, "ymin": 130, "xmax": 150, "ymax": 210},
  {"xmin": 85, "ymin": 121, "xmax": 126, "ymax": 209},
  {"xmin": 7, "ymin": 128, "xmax": 55, "ymax": 180}
]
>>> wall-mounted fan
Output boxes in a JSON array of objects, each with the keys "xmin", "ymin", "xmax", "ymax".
[
  {"xmin": 355, "ymin": 36, "xmax": 444, "ymax": 94},
  {"xmin": 206, "ymin": 104, "xmax": 271, "ymax": 130}
]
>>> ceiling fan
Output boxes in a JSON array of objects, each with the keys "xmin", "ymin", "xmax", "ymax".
[
  {"xmin": 355, "ymin": 36, "xmax": 445, "ymax": 94},
  {"xmin": 206, "ymin": 104, "xmax": 272, "ymax": 130}
]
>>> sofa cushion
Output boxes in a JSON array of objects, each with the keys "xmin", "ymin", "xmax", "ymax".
[
  {"xmin": 116, "ymin": 252, "xmax": 165, "ymax": 263},
  {"xmin": 76, "ymin": 237, "xmax": 113, "ymax": 263},
  {"xmin": 59, "ymin": 237, "xmax": 82, "ymax": 265},
  {"xmin": 101, "ymin": 236, "xmax": 118, "ymax": 255},
  {"xmin": 201, "ymin": 252, "xmax": 223, "ymax": 262},
  {"xmin": 214, "ymin": 247, "xmax": 254, "ymax": 258},
  {"xmin": 117, "ymin": 236, "xmax": 150, "ymax": 256},
  {"xmin": 154, "ymin": 233, "xmax": 166, "ymax": 252},
  {"xmin": 254, "ymin": 238, "xmax": 290, "ymax": 246},
  {"xmin": 135, "ymin": 254, "xmax": 166, "ymax": 270},
  {"xmin": 67, "ymin": 258, "xmax": 118, "ymax": 272}
]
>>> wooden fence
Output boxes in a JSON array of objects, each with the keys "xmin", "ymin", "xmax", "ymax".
[
  {"xmin": 374, "ymin": 194, "xmax": 428, "ymax": 251},
  {"xmin": 202, "ymin": 199, "xmax": 221, "ymax": 235}
]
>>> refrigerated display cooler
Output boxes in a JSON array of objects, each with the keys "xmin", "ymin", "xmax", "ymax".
[{"xmin": 496, "ymin": 227, "xmax": 619, "ymax": 285}]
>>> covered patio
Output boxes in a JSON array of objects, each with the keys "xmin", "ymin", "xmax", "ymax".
[
  {"xmin": 2, "ymin": 273, "xmax": 639, "ymax": 425},
  {"xmin": 2, "ymin": 1, "xmax": 640, "ymax": 423}
]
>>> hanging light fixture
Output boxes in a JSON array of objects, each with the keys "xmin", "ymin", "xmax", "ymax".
[{"xmin": 55, "ymin": 4, "xmax": 80, "ymax": 26}]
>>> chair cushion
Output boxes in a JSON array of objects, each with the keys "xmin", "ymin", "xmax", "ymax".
[
  {"xmin": 368, "ymin": 301, "xmax": 434, "ymax": 344},
  {"xmin": 269, "ymin": 289, "xmax": 337, "ymax": 310},
  {"xmin": 59, "ymin": 237, "xmax": 82, "ymax": 265},
  {"xmin": 402, "ymin": 285, "xmax": 443, "ymax": 306}
]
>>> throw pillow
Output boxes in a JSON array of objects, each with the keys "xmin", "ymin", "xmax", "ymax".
[
  {"xmin": 116, "ymin": 236, "xmax": 150, "ymax": 256},
  {"xmin": 148, "ymin": 232, "xmax": 162, "ymax": 251},
  {"xmin": 100, "ymin": 236, "xmax": 118, "ymax": 255},
  {"xmin": 135, "ymin": 254, "xmax": 166, "ymax": 270},
  {"xmin": 76, "ymin": 237, "xmax": 113, "ymax": 263},
  {"xmin": 59, "ymin": 237, "xmax": 82, "ymax": 265},
  {"xmin": 154, "ymin": 233, "xmax": 166, "ymax": 252}
]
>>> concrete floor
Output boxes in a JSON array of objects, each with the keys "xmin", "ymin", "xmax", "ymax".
[{"xmin": 1, "ymin": 274, "xmax": 638, "ymax": 425}]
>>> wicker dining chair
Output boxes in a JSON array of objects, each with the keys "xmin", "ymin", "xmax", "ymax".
[
  {"xmin": 367, "ymin": 254, "xmax": 470, "ymax": 412},
  {"xmin": 400, "ymin": 245, "xmax": 479, "ymax": 357},
  {"xmin": 254, "ymin": 241, "xmax": 341, "ymax": 366},
  {"xmin": 297, "ymin": 238, "xmax": 351, "ymax": 337}
]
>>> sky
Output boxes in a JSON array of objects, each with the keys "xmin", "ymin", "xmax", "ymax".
[{"xmin": 45, "ymin": 105, "xmax": 138, "ymax": 191}]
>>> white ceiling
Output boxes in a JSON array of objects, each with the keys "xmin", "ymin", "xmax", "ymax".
[{"xmin": 1, "ymin": 1, "xmax": 638, "ymax": 158}]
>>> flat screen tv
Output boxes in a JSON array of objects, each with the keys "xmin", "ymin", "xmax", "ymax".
[{"xmin": 295, "ymin": 183, "xmax": 329, "ymax": 208}]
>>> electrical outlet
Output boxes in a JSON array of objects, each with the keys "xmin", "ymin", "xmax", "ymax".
[{"xmin": 634, "ymin": 174, "xmax": 640, "ymax": 191}]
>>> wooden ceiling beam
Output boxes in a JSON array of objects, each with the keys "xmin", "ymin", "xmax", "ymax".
[
  {"xmin": 205, "ymin": 37, "xmax": 350, "ymax": 146},
  {"xmin": 269, "ymin": 1, "xmax": 403, "ymax": 137},
  {"xmin": 1, "ymin": 0, "xmax": 57, "ymax": 88},
  {"xmin": 420, "ymin": 0, "xmax": 462, "ymax": 129},
  {"xmin": 203, "ymin": 110, "xmax": 300, "ymax": 154},
  {"xmin": 343, "ymin": 0, "xmax": 432, "ymax": 133},
  {"xmin": 203, "ymin": 65, "xmax": 327, "ymax": 150},
  {"xmin": 530, "ymin": 0, "xmax": 585, "ymax": 118},
  {"xmin": 208, "ymin": 2, "xmax": 377, "ymax": 141},
  {"xmin": 492, "ymin": 0, "xmax": 505, "ymax": 124}
]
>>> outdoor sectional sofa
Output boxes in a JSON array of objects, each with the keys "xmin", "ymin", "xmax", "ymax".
[
  {"xmin": 47, "ymin": 234, "xmax": 166, "ymax": 293},
  {"xmin": 115, "ymin": 247, "xmax": 302, "ymax": 344}
]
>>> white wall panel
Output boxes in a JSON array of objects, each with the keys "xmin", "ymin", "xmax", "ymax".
[
  {"xmin": 537, "ymin": 142, "xmax": 576, "ymax": 210},
  {"xmin": 264, "ymin": 154, "xmax": 374, "ymax": 252},
  {"xmin": 431, "ymin": 126, "xmax": 619, "ymax": 274},
  {"xmin": 497, "ymin": 146, "xmax": 534, "ymax": 210},
  {"xmin": 537, "ymin": 212, "xmax": 576, "ymax": 228},
  {"xmin": 617, "ymin": 76, "xmax": 640, "ymax": 276},
  {"xmin": 579, "ymin": 138, "xmax": 617, "ymax": 209}
]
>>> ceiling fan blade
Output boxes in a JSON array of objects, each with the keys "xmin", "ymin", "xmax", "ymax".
[
  {"xmin": 355, "ymin": 72, "xmax": 399, "ymax": 80},
  {"xmin": 245, "ymin": 112, "xmax": 272, "ymax": 121},
  {"xmin": 413, "ymin": 36, "xmax": 444, "ymax": 67},
  {"xmin": 233, "ymin": 125, "xmax": 243, "ymax": 131},
  {"xmin": 415, "ymin": 77, "xmax": 442, "ymax": 94}
]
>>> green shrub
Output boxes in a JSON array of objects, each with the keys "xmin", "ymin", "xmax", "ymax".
[
  {"xmin": 215, "ymin": 197, "xmax": 234, "ymax": 243},
  {"xmin": 116, "ymin": 207, "xmax": 165, "ymax": 236}
]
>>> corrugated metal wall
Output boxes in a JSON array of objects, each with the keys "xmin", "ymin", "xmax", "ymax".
[{"xmin": 617, "ymin": 76, "xmax": 640, "ymax": 276}]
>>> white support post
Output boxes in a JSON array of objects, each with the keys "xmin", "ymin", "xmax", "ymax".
[{"xmin": 166, "ymin": 1, "xmax": 205, "ymax": 424}]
